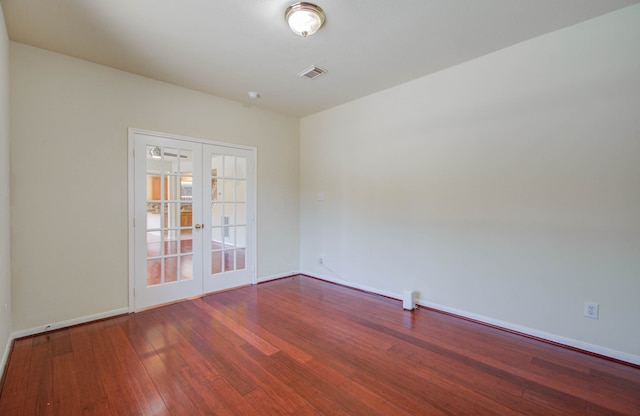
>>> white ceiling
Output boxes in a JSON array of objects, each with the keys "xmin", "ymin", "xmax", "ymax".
[{"xmin": 2, "ymin": 0, "xmax": 638, "ymax": 117}]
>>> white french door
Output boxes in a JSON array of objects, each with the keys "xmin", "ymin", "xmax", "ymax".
[
  {"xmin": 201, "ymin": 145, "xmax": 255, "ymax": 293},
  {"xmin": 130, "ymin": 130, "xmax": 255, "ymax": 311}
]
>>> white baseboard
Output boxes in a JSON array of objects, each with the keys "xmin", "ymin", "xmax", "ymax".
[
  {"xmin": 257, "ymin": 271, "xmax": 300, "ymax": 283},
  {"xmin": 1, "ymin": 333, "xmax": 12, "ymax": 381},
  {"xmin": 301, "ymin": 270, "xmax": 640, "ymax": 367},
  {"xmin": 417, "ymin": 300, "xmax": 640, "ymax": 366},
  {"xmin": 300, "ymin": 270, "xmax": 401, "ymax": 300},
  {"xmin": 9, "ymin": 307, "xmax": 129, "ymax": 340}
]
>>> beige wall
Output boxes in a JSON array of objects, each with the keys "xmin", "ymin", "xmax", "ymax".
[
  {"xmin": 300, "ymin": 5, "xmax": 640, "ymax": 361},
  {"xmin": 10, "ymin": 43, "xmax": 300, "ymax": 331},
  {"xmin": 0, "ymin": 4, "xmax": 12, "ymax": 370}
]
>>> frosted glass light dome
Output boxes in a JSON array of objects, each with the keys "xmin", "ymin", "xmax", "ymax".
[{"xmin": 285, "ymin": 2, "xmax": 326, "ymax": 37}]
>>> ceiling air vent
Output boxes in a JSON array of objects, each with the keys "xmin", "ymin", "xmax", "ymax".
[{"xmin": 297, "ymin": 65, "xmax": 327, "ymax": 80}]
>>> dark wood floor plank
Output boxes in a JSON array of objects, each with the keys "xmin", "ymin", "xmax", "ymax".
[
  {"xmin": 208, "ymin": 336, "xmax": 308, "ymax": 413},
  {"xmin": 90, "ymin": 322, "xmax": 152, "ymax": 416},
  {"xmin": 50, "ymin": 330, "xmax": 72, "ymax": 357},
  {"xmin": 128, "ymin": 308, "xmax": 234, "ymax": 416},
  {"xmin": 245, "ymin": 387, "xmax": 292, "ymax": 416},
  {"xmin": 125, "ymin": 318, "xmax": 205, "ymax": 416},
  {"xmin": 67, "ymin": 325, "xmax": 113, "ymax": 416},
  {"xmin": 52, "ymin": 352, "xmax": 81, "ymax": 416},
  {"xmin": 385, "ymin": 342, "xmax": 544, "ymax": 414},
  {"xmin": 0, "ymin": 339, "xmax": 32, "ymax": 416},
  {"xmin": 207, "ymin": 374, "xmax": 262, "ymax": 415},
  {"xmin": 139, "ymin": 306, "xmax": 242, "ymax": 416},
  {"xmin": 159, "ymin": 301, "xmax": 259, "ymax": 397},
  {"xmin": 194, "ymin": 298, "xmax": 280, "ymax": 356},
  {"xmin": 259, "ymin": 285, "xmax": 520, "ymax": 415},
  {"xmin": 590, "ymin": 367, "xmax": 640, "ymax": 392},
  {"xmin": 23, "ymin": 334, "xmax": 54, "ymax": 415},
  {"xmin": 341, "ymin": 335, "xmax": 520, "ymax": 415},
  {"xmin": 198, "ymin": 296, "xmax": 314, "ymax": 363},
  {"xmin": 139, "ymin": 353, "xmax": 202, "ymax": 416},
  {"xmin": 1, "ymin": 275, "xmax": 639, "ymax": 415},
  {"xmin": 271, "ymin": 349, "xmax": 398, "ymax": 416},
  {"xmin": 149, "ymin": 308, "xmax": 223, "ymax": 385},
  {"xmin": 103, "ymin": 323, "xmax": 171, "ymax": 416},
  {"xmin": 347, "ymin": 306, "xmax": 624, "ymax": 414},
  {"xmin": 291, "ymin": 403, "xmax": 327, "ymax": 416},
  {"xmin": 292, "ymin": 290, "xmax": 528, "ymax": 414},
  {"xmin": 175, "ymin": 301, "xmax": 310, "ymax": 413}
]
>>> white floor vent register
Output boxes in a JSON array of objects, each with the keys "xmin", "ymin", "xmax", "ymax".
[{"xmin": 403, "ymin": 290, "xmax": 417, "ymax": 310}]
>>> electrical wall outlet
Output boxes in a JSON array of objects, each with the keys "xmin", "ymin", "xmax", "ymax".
[{"xmin": 584, "ymin": 302, "xmax": 599, "ymax": 319}]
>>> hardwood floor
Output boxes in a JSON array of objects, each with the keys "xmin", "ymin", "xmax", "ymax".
[{"xmin": 1, "ymin": 275, "xmax": 639, "ymax": 415}]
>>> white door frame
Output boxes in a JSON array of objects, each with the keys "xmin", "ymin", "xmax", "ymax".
[{"xmin": 127, "ymin": 128, "xmax": 257, "ymax": 312}]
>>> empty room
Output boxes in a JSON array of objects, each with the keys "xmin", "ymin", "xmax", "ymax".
[{"xmin": 0, "ymin": 1, "xmax": 639, "ymax": 414}]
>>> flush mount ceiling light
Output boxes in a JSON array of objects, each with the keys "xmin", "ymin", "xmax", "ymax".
[{"xmin": 285, "ymin": 2, "xmax": 326, "ymax": 37}]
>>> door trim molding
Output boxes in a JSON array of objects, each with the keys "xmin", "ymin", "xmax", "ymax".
[
  {"xmin": 127, "ymin": 128, "xmax": 258, "ymax": 312},
  {"xmin": 129, "ymin": 128, "xmax": 256, "ymax": 151}
]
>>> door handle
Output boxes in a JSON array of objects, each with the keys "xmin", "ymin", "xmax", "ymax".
[{"xmin": 195, "ymin": 224, "xmax": 203, "ymax": 229}]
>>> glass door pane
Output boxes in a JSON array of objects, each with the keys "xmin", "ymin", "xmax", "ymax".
[
  {"xmin": 133, "ymin": 131, "xmax": 254, "ymax": 309},
  {"xmin": 202, "ymin": 145, "xmax": 254, "ymax": 294},
  {"xmin": 145, "ymin": 146, "xmax": 195, "ymax": 286},
  {"xmin": 207, "ymin": 155, "xmax": 248, "ymax": 274},
  {"xmin": 134, "ymin": 134, "xmax": 202, "ymax": 311}
]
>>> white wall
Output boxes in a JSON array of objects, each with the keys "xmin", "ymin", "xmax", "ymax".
[
  {"xmin": 300, "ymin": 5, "xmax": 640, "ymax": 362},
  {"xmin": 10, "ymin": 43, "xmax": 300, "ymax": 331},
  {"xmin": 0, "ymin": 4, "xmax": 13, "ymax": 374}
]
